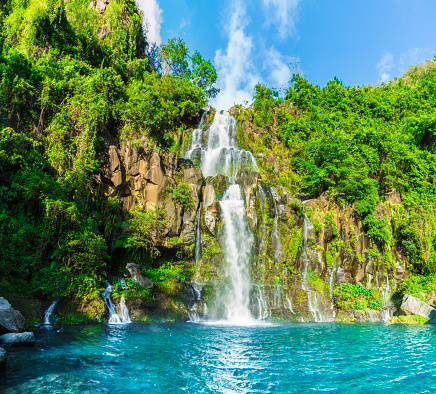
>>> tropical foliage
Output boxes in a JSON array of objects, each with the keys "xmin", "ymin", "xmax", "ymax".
[
  {"xmin": 0, "ymin": 0, "xmax": 216, "ymax": 301},
  {"xmin": 243, "ymin": 61, "xmax": 436, "ymax": 275}
]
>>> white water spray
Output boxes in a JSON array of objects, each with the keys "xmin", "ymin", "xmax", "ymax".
[
  {"xmin": 44, "ymin": 301, "xmax": 57, "ymax": 325},
  {"xmin": 381, "ymin": 275, "xmax": 391, "ymax": 323},
  {"xmin": 220, "ymin": 184, "xmax": 254, "ymax": 323},
  {"xmin": 102, "ymin": 282, "xmax": 131, "ymax": 324},
  {"xmin": 184, "ymin": 111, "xmax": 258, "ymax": 324},
  {"xmin": 301, "ymin": 213, "xmax": 327, "ymax": 322},
  {"xmin": 186, "ymin": 112, "xmax": 258, "ymax": 178}
]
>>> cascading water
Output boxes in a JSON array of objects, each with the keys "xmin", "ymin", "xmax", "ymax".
[
  {"xmin": 328, "ymin": 255, "xmax": 341, "ymax": 320},
  {"xmin": 186, "ymin": 112, "xmax": 258, "ymax": 178},
  {"xmin": 301, "ymin": 213, "xmax": 326, "ymax": 322},
  {"xmin": 184, "ymin": 111, "xmax": 258, "ymax": 324},
  {"xmin": 194, "ymin": 203, "xmax": 202, "ymax": 271},
  {"xmin": 301, "ymin": 214, "xmax": 314, "ymax": 289},
  {"xmin": 119, "ymin": 296, "xmax": 131, "ymax": 323},
  {"xmin": 44, "ymin": 301, "xmax": 57, "ymax": 326},
  {"xmin": 188, "ymin": 284, "xmax": 202, "ymax": 322},
  {"xmin": 270, "ymin": 187, "xmax": 284, "ymax": 264},
  {"xmin": 257, "ymin": 185, "xmax": 269, "ymax": 283},
  {"xmin": 102, "ymin": 282, "xmax": 131, "ymax": 324},
  {"xmin": 381, "ymin": 275, "xmax": 391, "ymax": 323},
  {"xmin": 220, "ymin": 184, "xmax": 254, "ymax": 323}
]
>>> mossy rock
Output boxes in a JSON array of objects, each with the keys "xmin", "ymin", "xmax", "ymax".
[
  {"xmin": 212, "ymin": 174, "xmax": 228, "ymax": 198},
  {"xmin": 389, "ymin": 314, "xmax": 429, "ymax": 325}
]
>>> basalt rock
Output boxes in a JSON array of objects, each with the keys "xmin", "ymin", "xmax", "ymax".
[
  {"xmin": 0, "ymin": 297, "xmax": 27, "ymax": 334},
  {"xmin": 235, "ymin": 169, "xmax": 261, "ymax": 229},
  {"xmin": 0, "ymin": 347, "xmax": 6, "ymax": 368},
  {"xmin": 0, "ymin": 332, "xmax": 35, "ymax": 346},
  {"xmin": 399, "ymin": 294, "xmax": 436, "ymax": 320},
  {"xmin": 202, "ymin": 184, "xmax": 220, "ymax": 234},
  {"xmin": 211, "ymin": 174, "xmax": 228, "ymax": 198}
]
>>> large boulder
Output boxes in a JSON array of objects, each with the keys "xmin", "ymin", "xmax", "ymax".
[
  {"xmin": 399, "ymin": 294, "xmax": 436, "ymax": 320},
  {"xmin": 126, "ymin": 263, "xmax": 153, "ymax": 288},
  {"xmin": 0, "ymin": 332, "xmax": 35, "ymax": 346},
  {"xmin": 0, "ymin": 297, "xmax": 27, "ymax": 334},
  {"xmin": 0, "ymin": 347, "xmax": 6, "ymax": 368}
]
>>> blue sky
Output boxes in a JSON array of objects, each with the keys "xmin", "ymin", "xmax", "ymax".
[{"xmin": 137, "ymin": 0, "xmax": 436, "ymax": 110}]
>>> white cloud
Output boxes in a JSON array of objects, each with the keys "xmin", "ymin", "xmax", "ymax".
[
  {"xmin": 398, "ymin": 47, "xmax": 433, "ymax": 74},
  {"xmin": 180, "ymin": 18, "xmax": 190, "ymax": 29},
  {"xmin": 262, "ymin": 0, "xmax": 302, "ymax": 40},
  {"xmin": 136, "ymin": 0, "xmax": 163, "ymax": 46},
  {"xmin": 376, "ymin": 52, "xmax": 393, "ymax": 83},
  {"xmin": 211, "ymin": 0, "xmax": 261, "ymax": 111},
  {"xmin": 264, "ymin": 47, "xmax": 294, "ymax": 87}
]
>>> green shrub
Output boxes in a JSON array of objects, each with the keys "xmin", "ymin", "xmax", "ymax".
[
  {"xmin": 173, "ymin": 183, "xmax": 194, "ymax": 211},
  {"xmin": 333, "ymin": 283, "xmax": 382, "ymax": 311},
  {"xmin": 399, "ymin": 274, "xmax": 436, "ymax": 303}
]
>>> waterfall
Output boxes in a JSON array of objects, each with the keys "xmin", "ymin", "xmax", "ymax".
[
  {"xmin": 301, "ymin": 214, "xmax": 314, "ymax": 289},
  {"xmin": 44, "ymin": 301, "xmax": 57, "ymax": 326},
  {"xmin": 257, "ymin": 185, "xmax": 269, "ymax": 283},
  {"xmin": 119, "ymin": 296, "xmax": 131, "ymax": 323},
  {"xmin": 301, "ymin": 213, "xmax": 325, "ymax": 322},
  {"xmin": 381, "ymin": 275, "xmax": 391, "ymax": 323},
  {"xmin": 188, "ymin": 284, "xmax": 202, "ymax": 322},
  {"xmin": 254, "ymin": 286, "xmax": 270, "ymax": 320},
  {"xmin": 186, "ymin": 112, "xmax": 258, "ymax": 178},
  {"xmin": 270, "ymin": 187, "xmax": 284, "ymax": 264},
  {"xmin": 183, "ymin": 111, "xmax": 258, "ymax": 324},
  {"xmin": 102, "ymin": 282, "xmax": 131, "ymax": 324},
  {"xmin": 328, "ymin": 255, "xmax": 341, "ymax": 320},
  {"xmin": 194, "ymin": 203, "xmax": 202, "ymax": 273},
  {"xmin": 220, "ymin": 185, "xmax": 254, "ymax": 323}
]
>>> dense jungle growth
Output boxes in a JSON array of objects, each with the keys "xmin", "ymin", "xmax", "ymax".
[
  {"xmin": 0, "ymin": 0, "xmax": 215, "ymax": 310},
  {"xmin": 2, "ymin": 0, "xmax": 436, "ymax": 323},
  {"xmin": 236, "ymin": 61, "xmax": 436, "ymax": 285}
]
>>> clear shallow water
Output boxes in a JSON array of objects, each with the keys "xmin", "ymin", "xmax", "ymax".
[{"xmin": 1, "ymin": 323, "xmax": 436, "ymax": 393}]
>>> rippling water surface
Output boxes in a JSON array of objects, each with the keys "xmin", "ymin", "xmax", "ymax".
[{"xmin": 1, "ymin": 322, "xmax": 436, "ymax": 393}]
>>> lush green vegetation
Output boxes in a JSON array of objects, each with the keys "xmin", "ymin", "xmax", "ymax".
[
  {"xmin": 333, "ymin": 283, "xmax": 382, "ymax": 311},
  {"xmin": 399, "ymin": 274, "xmax": 436, "ymax": 303},
  {"xmin": 241, "ymin": 61, "xmax": 436, "ymax": 276},
  {"xmin": 0, "ymin": 0, "xmax": 216, "ymax": 306}
]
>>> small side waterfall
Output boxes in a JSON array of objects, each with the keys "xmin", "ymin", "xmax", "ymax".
[
  {"xmin": 328, "ymin": 255, "xmax": 341, "ymax": 320},
  {"xmin": 188, "ymin": 284, "xmax": 202, "ymax": 322},
  {"xmin": 381, "ymin": 275, "xmax": 391, "ymax": 323},
  {"xmin": 255, "ymin": 286, "xmax": 270, "ymax": 320},
  {"xmin": 194, "ymin": 203, "xmax": 202, "ymax": 272},
  {"xmin": 270, "ymin": 187, "xmax": 284, "ymax": 264},
  {"xmin": 301, "ymin": 213, "xmax": 326, "ymax": 322},
  {"xmin": 301, "ymin": 214, "xmax": 314, "ymax": 288},
  {"xmin": 44, "ymin": 301, "xmax": 57, "ymax": 326},
  {"xmin": 119, "ymin": 296, "xmax": 131, "ymax": 323},
  {"xmin": 102, "ymin": 282, "xmax": 131, "ymax": 324}
]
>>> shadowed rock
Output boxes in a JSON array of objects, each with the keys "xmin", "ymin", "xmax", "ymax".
[
  {"xmin": 126, "ymin": 263, "xmax": 153, "ymax": 288},
  {"xmin": 0, "ymin": 297, "xmax": 27, "ymax": 334},
  {"xmin": 0, "ymin": 347, "xmax": 6, "ymax": 368},
  {"xmin": 0, "ymin": 332, "xmax": 35, "ymax": 346}
]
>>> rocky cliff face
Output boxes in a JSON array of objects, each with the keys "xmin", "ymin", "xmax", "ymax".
[
  {"xmin": 82, "ymin": 109, "xmax": 410, "ymax": 323},
  {"xmin": 178, "ymin": 109, "xmax": 410, "ymax": 322}
]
